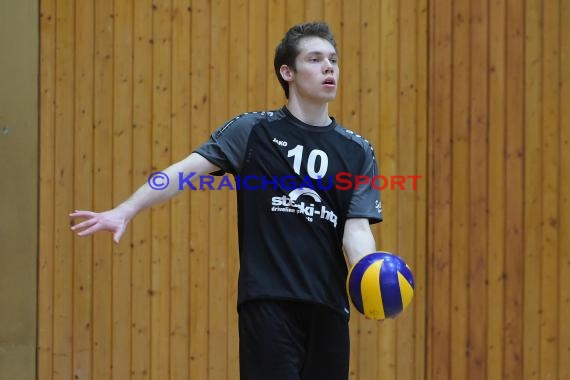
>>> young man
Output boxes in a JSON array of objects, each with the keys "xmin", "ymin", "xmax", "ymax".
[{"xmin": 71, "ymin": 22, "xmax": 382, "ymax": 380}]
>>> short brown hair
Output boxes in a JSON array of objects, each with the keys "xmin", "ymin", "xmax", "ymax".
[{"xmin": 274, "ymin": 22, "xmax": 338, "ymax": 99}]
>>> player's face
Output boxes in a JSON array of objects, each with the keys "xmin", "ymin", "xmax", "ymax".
[{"xmin": 290, "ymin": 37, "xmax": 339, "ymax": 103}]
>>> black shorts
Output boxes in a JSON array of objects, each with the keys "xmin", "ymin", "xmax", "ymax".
[{"xmin": 238, "ymin": 299, "xmax": 350, "ymax": 380}]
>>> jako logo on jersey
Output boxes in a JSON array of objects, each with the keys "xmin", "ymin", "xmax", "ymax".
[
  {"xmin": 272, "ymin": 137, "xmax": 288, "ymax": 147},
  {"xmin": 271, "ymin": 187, "xmax": 338, "ymax": 227}
]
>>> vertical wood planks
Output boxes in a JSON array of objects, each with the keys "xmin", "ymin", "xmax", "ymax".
[
  {"xmin": 378, "ymin": 0, "xmax": 399, "ymax": 377},
  {"xmin": 227, "ymin": 1, "xmax": 248, "ymax": 377},
  {"xmin": 189, "ymin": 0, "xmax": 210, "ymax": 378},
  {"xmin": 131, "ymin": 0, "xmax": 153, "ymax": 378},
  {"xmin": 397, "ymin": 0, "xmax": 419, "ymax": 377},
  {"xmin": 286, "ymin": 0, "xmax": 305, "ymax": 27},
  {"xmin": 38, "ymin": 0, "xmax": 56, "ymax": 377},
  {"xmin": 92, "ymin": 0, "xmax": 114, "ymax": 377},
  {"xmin": 248, "ymin": 0, "xmax": 268, "ymax": 111},
  {"xmin": 73, "ymin": 0, "xmax": 94, "ymax": 378},
  {"xmin": 428, "ymin": 0, "xmax": 453, "ymax": 378},
  {"xmin": 170, "ymin": 0, "xmax": 191, "ymax": 379},
  {"xmin": 450, "ymin": 1, "xmax": 470, "ymax": 378},
  {"xmin": 37, "ymin": 1, "xmax": 570, "ymax": 379},
  {"xmin": 504, "ymin": 0, "xmax": 524, "ymax": 378},
  {"xmin": 31, "ymin": 1, "xmax": 515, "ymax": 379},
  {"xmin": 150, "ymin": 1, "xmax": 173, "ymax": 378},
  {"xmin": 468, "ymin": 0, "xmax": 489, "ymax": 377},
  {"xmin": 112, "ymin": 0, "xmax": 134, "ymax": 378},
  {"xmin": 208, "ymin": 1, "xmax": 229, "ymax": 379},
  {"xmin": 53, "ymin": 1, "xmax": 75, "ymax": 378},
  {"xmin": 305, "ymin": 0, "xmax": 323, "ymax": 21},
  {"xmin": 267, "ymin": 0, "xmax": 286, "ymax": 109},
  {"xmin": 523, "ymin": 0, "xmax": 543, "ymax": 378},
  {"xmin": 487, "ymin": 0, "xmax": 506, "ymax": 378},
  {"xmin": 414, "ymin": 0, "xmax": 429, "ymax": 377},
  {"xmin": 559, "ymin": 2, "xmax": 570, "ymax": 378},
  {"xmin": 541, "ymin": 0, "xmax": 561, "ymax": 377},
  {"xmin": 340, "ymin": 2, "xmax": 362, "ymax": 378},
  {"xmin": 358, "ymin": 1, "xmax": 380, "ymax": 379}
]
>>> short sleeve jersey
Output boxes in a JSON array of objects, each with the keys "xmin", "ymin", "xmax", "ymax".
[{"xmin": 194, "ymin": 106, "xmax": 383, "ymax": 317}]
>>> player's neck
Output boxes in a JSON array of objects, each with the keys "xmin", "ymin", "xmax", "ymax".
[{"xmin": 286, "ymin": 96, "xmax": 332, "ymax": 127}]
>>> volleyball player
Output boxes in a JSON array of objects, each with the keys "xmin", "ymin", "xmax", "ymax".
[{"xmin": 71, "ymin": 22, "xmax": 382, "ymax": 380}]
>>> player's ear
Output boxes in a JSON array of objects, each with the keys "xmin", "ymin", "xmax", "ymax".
[{"xmin": 280, "ymin": 65, "xmax": 294, "ymax": 82}]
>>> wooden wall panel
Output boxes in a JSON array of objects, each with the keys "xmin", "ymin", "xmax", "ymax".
[
  {"xmin": 468, "ymin": 0, "xmax": 489, "ymax": 378},
  {"xmin": 358, "ymin": 1, "xmax": 380, "ymax": 378},
  {"xmin": 39, "ymin": 1, "xmax": 428, "ymax": 379},
  {"xmin": 377, "ymin": 0, "xmax": 399, "ymax": 378},
  {"xmin": 92, "ymin": 0, "xmax": 114, "ymax": 378},
  {"xmin": 209, "ymin": 2, "xmax": 229, "ymax": 379},
  {"xmin": 171, "ymin": 1, "xmax": 191, "ymax": 379},
  {"xmin": 53, "ymin": 1, "xmax": 74, "ymax": 378},
  {"xmin": 504, "ymin": 0, "xmax": 524, "ymax": 378},
  {"xmin": 450, "ymin": 1, "xmax": 469, "ymax": 378},
  {"xmin": 523, "ymin": 1, "xmax": 543, "ymax": 376},
  {"xmin": 227, "ymin": 1, "xmax": 247, "ymax": 377},
  {"xmin": 189, "ymin": 1, "xmax": 210, "ymax": 379},
  {"xmin": 33, "ymin": 0, "xmax": 568, "ymax": 378},
  {"xmin": 342, "ymin": 1, "xmax": 363, "ymax": 378},
  {"xmin": 560, "ymin": 3, "xmax": 570, "ymax": 379},
  {"xmin": 151, "ymin": 1, "xmax": 173, "ymax": 378},
  {"xmin": 396, "ymin": 0, "xmax": 420, "ymax": 377},
  {"xmin": 131, "ymin": 0, "xmax": 153, "ymax": 378},
  {"xmin": 73, "ymin": 0, "xmax": 94, "ymax": 378},
  {"xmin": 267, "ymin": 0, "xmax": 286, "ymax": 109},
  {"xmin": 541, "ymin": 1, "xmax": 561, "ymax": 378},
  {"xmin": 112, "ymin": 1, "xmax": 134, "ymax": 379},
  {"xmin": 413, "ymin": 0, "xmax": 428, "ymax": 377},
  {"xmin": 487, "ymin": 0, "xmax": 506, "ymax": 378},
  {"xmin": 38, "ymin": 0, "xmax": 56, "ymax": 377},
  {"xmin": 428, "ymin": 1, "xmax": 452, "ymax": 379},
  {"xmin": 427, "ymin": 1, "xmax": 566, "ymax": 380}
]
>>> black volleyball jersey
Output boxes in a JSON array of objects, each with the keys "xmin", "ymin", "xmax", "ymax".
[{"xmin": 194, "ymin": 107, "xmax": 383, "ymax": 316}]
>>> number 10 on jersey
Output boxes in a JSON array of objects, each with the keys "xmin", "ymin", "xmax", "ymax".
[{"xmin": 287, "ymin": 145, "xmax": 329, "ymax": 179}]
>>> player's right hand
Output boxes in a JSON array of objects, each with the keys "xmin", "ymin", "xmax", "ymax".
[{"xmin": 69, "ymin": 209, "xmax": 130, "ymax": 244}]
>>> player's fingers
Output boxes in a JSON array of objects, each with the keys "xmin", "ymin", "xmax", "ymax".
[
  {"xmin": 76, "ymin": 223, "xmax": 108, "ymax": 237},
  {"xmin": 70, "ymin": 217, "xmax": 98, "ymax": 231},
  {"xmin": 113, "ymin": 226, "xmax": 125, "ymax": 244},
  {"xmin": 69, "ymin": 210, "xmax": 97, "ymax": 218}
]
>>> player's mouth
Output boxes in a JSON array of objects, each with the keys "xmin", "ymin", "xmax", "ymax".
[{"xmin": 322, "ymin": 77, "xmax": 336, "ymax": 88}]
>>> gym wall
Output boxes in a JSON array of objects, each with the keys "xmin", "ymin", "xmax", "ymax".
[{"xmin": 37, "ymin": 0, "xmax": 569, "ymax": 379}]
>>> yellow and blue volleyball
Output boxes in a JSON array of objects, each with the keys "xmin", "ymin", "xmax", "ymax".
[{"xmin": 346, "ymin": 252, "xmax": 415, "ymax": 320}]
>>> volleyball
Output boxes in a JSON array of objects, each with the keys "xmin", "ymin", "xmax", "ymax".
[{"xmin": 346, "ymin": 251, "xmax": 415, "ymax": 320}]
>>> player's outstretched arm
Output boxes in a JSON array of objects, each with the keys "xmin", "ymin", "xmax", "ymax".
[
  {"xmin": 70, "ymin": 153, "xmax": 220, "ymax": 243},
  {"xmin": 343, "ymin": 218, "xmax": 377, "ymax": 266}
]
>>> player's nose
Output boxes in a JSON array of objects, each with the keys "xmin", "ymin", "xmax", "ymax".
[{"xmin": 323, "ymin": 60, "xmax": 334, "ymax": 73}]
